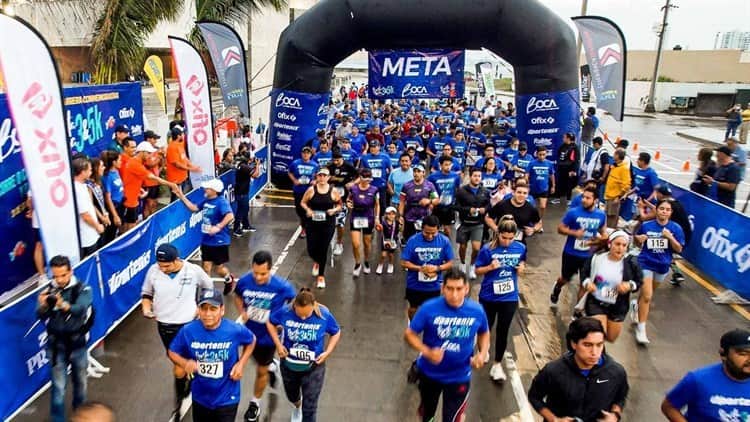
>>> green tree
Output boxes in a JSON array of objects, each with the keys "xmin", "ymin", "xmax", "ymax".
[{"xmin": 91, "ymin": 0, "xmax": 285, "ymax": 84}]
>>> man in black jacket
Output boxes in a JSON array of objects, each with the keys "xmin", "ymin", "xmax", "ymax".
[
  {"xmin": 455, "ymin": 168, "xmax": 491, "ymax": 280},
  {"xmin": 36, "ymin": 255, "xmax": 94, "ymax": 422},
  {"xmin": 556, "ymin": 132, "xmax": 580, "ymax": 203},
  {"xmin": 528, "ymin": 317, "xmax": 628, "ymax": 422},
  {"xmin": 233, "ymin": 151, "xmax": 261, "ymax": 236}
]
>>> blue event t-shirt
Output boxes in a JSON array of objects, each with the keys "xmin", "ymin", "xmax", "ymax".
[
  {"xmin": 431, "ymin": 157, "xmax": 462, "ymax": 173},
  {"xmin": 401, "ymin": 232, "xmax": 454, "ymax": 291},
  {"xmin": 636, "ymin": 219, "xmax": 685, "ymax": 274},
  {"xmin": 475, "ymin": 242, "xmax": 527, "ymax": 303},
  {"xmin": 387, "ymin": 151, "xmax": 402, "ymax": 168},
  {"xmin": 169, "ymin": 319, "xmax": 255, "ymax": 409},
  {"xmin": 234, "ymin": 273, "xmax": 296, "ymax": 346},
  {"xmin": 452, "ymin": 141, "xmax": 468, "ymax": 167},
  {"xmin": 348, "ymin": 133, "xmax": 367, "ymax": 153},
  {"xmin": 481, "ymin": 172, "xmax": 503, "ymax": 190},
  {"xmin": 269, "ymin": 303, "xmax": 340, "ymax": 368},
  {"xmin": 199, "ymin": 195, "xmax": 233, "ymax": 247},
  {"xmin": 360, "ymin": 152, "xmax": 392, "ymax": 188},
  {"xmin": 313, "ymin": 151, "xmax": 333, "ymax": 167},
  {"xmin": 289, "ymin": 159, "xmax": 319, "ymax": 195},
  {"xmin": 632, "ymin": 166, "xmax": 659, "ymax": 198},
  {"xmin": 410, "ymin": 297, "xmax": 489, "ymax": 384},
  {"xmin": 427, "ymin": 171, "xmax": 461, "ymax": 208},
  {"xmin": 387, "ymin": 168, "xmax": 414, "ymax": 205},
  {"xmin": 666, "ymin": 362, "xmax": 750, "ymax": 421},
  {"xmin": 102, "ymin": 170, "xmax": 124, "ymax": 204},
  {"xmin": 528, "ymin": 159, "xmax": 555, "ymax": 194},
  {"xmin": 339, "ymin": 148, "xmax": 360, "ymax": 166},
  {"xmin": 427, "ymin": 136, "xmax": 454, "ymax": 155},
  {"xmin": 561, "ymin": 206, "xmax": 607, "ymax": 258}
]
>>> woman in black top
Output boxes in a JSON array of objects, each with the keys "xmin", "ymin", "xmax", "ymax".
[
  {"xmin": 689, "ymin": 147, "xmax": 717, "ymax": 197},
  {"xmin": 300, "ymin": 167, "xmax": 342, "ymax": 289}
]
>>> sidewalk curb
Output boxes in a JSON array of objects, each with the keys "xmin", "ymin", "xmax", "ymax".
[{"xmin": 675, "ymin": 131, "xmax": 724, "ymax": 147}]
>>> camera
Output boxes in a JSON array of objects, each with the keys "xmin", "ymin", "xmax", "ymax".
[{"xmin": 46, "ymin": 287, "xmax": 61, "ymax": 307}]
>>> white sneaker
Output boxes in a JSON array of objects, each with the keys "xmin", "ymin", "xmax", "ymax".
[
  {"xmin": 333, "ymin": 243, "xmax": 343, "ymax": 256},
  {"xmin": 630, "ymin": 299, "xmax": 639, "ymax": 325},
  {"xmin": 483, "ymin": 352, "xmax": 490, "ymax": 364},
  {"xmin": 363, "ymin": 262, "xmax": 371, "ymax": 274},
  {"xmin": 469, "ymin": 265, "xmax": 477, "ymax": 280},
  {"xmin": 312, "ymin": 263, "xmax": 319, "ymax": 277},
  {"xmin": 353, "ymin": 264, "xmax": 361, "ymax": 278},
  {"xmin": 376, "ymin": 263, "xmax": 384, "ymax": 274},
  {"xmin": 635, "ymin": 325, "xmax": 650, "ymax": 345},
  {"xmin": 316, "ymin": 278, "xmax": 326, "ymax": 289},
  {"xmin": 387, "ymin": 264, "xmax": 394, "ymax": 274},
  {"xmin": 489, "ymin": 362, "xmax": 507, "ymax": 382},
  {"xmin": 291, "ymin": 406, "xmax": 302, "ymax": 422}
]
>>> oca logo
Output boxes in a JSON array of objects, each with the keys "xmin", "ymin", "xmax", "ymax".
[
  {"xmin": 401, "ymin": 83, "xmax": 428, "ymax": 97},
  {"xmin": 531, "ymin": 116, "xmax": 555, "ymax": 125},
  {"xmin": 275, "ymin": 93, "xmax": 301, "ymax": 110},
  {"xmin": 317, "ymin": 103, "xmax": 328, "ymax": 116},
  {"xmin": 526, "ymin": 97, "xmax": 559, "ymax": 114}
]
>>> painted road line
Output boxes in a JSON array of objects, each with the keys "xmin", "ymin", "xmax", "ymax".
[
  {"xmin": 675, "ymin": 261, "xmax": 750, "ymax": 321},
  {"xmin": 263, "ymin": 194, "xmax": 295, "ymax": 201},
  {"xmin": 504, "ymin": 350, "xmax": 535, "ymax": 422}
]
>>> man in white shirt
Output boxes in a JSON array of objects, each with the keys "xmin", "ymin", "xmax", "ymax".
[
  {"xmin": 72, "ymin": 157, "xmax": 104, "ymax": 258},
  {"xmin": 141, "ymin": 243, "xmax": 215, "ymax": 420}
]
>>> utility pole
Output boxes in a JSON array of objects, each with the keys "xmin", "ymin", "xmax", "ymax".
[
  {"xmin": 645, "ymin": 0, "xmax": 677, "ymax": 113},
  {"xmin": 576, "ymin": 0, "xmax": 589, "ymax": 62}
]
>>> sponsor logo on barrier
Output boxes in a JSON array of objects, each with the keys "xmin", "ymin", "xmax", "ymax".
[
  {"xmin": 277, "ymin": 111, "xmax": 297, "ymax": 122},
  {"xmin": 317, "ymin": 103, "xmax": 328, "ymax": 116},
  {"xmin": 25, "ymin": 331, "xmax": 48, "ymax": 376},
  {"xmin": 154, "ymin": 222, "xmax": 187, "ymax": 248},
  {"xmin": 275, "ymin": 93, "xmax": 302, "ymax": 110},
  {"xmin": 700, "ymin": 226, "xmax": 750, "ymax": 273},
  {"xmin": 532, "ymin": 137, "xmax": 553, "ymax": 147},
  {"xmin": 526, "ymin": 97, "xmax": 559, "ymax": 114},
  {"xmin": 527, "ymin": 128, "xmax": 559, "ymax": 135},
  {"xmin": 107, "ymin": 250, "xmax": 151, "ymax": 295},
  {"xmin": 401, "ymin": 83, "xmax": 429, "ymax": 97},
  {"xmin": 531, "ymin": 116, "xmax": 555, "ymax": 125},
  {"xmin": 275, "ymin": 141, "xmax": 292, "ymax": 150},
  {"xmin": 118, "ymin": 107, "xmax": 135, "ymax": 119},
  {"xmin": 189, "ymin": 210, "xmax": 203, "ymax": 228},
  {"xmin": 382, "ymin": 56, "xmax": 452, "ymax": 77},
  {"xmin": 129, "ymin": 124, "xmax": 143, "ymax": 136},
  {"xmin": 185, "ymin": 74, "xmax": 210, "ymax": 146},
  {"xmin": 0, "ymin": 117, "xmax": 21, "ymax": 164},
  {"xmin": 272, "ymin": 122, "xmax": 299, "ymax": 131},
  {"xmin": 372, "ymin": 85, "xmax": 395, "ymax": 96}
]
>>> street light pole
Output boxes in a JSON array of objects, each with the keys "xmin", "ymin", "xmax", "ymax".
[
  {"xmin": 576, "ymin": 0, "xmax": 589, "ymax": 62},
  {"xmin": 645, "ymin": 0, "xmax": 676, "ymax": 113}
]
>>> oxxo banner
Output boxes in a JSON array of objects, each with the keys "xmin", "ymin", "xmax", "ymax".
[
  {"xmin": 269, "ymin": 89, "xmax": 329, "ymax": 176},
  {"xmin": 368, "ymin": 49, "xmax": 465, "ymax": 99},
  {"xmin": 515, "ymin": 89, "xmax": 580, "ymax": 156},
  {"xmin": 0, "ymin": 83, "xmax": 144, "ymax": 296},
  {"xmin": 0, "ymin": 166, "xmax": 268, "ymax": 420},
  {"xmin": 669, "ymin": 182, "xmax": 750, "ymax": 300}
]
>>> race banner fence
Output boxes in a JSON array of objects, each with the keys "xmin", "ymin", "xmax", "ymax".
[
  {"xmin": 368, "ymin": 49, "xmax": 465, "ymax": 100},
  {"xmin": 0, "ymin": 161, "xmax": 270, "ymax": 420},
  {"xmin": 0, "ymin": 82, "xmax": 144, "ymax": 297}
]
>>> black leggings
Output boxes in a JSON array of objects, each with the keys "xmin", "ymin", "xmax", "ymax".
[
  {"xmin": 294, "ymin": 192, "xmax": 306, "ymax": 225},
  {"xmin": 191, "ymin": 402, "xmax": 238, "ymax": 422},
  {"xmin": 557, "ymin": 170, "xmax": 577, "ymax": 200},
  {"xmin": 480, "ymin": 300, "xmax": 518, "ymax": 362},
  {"xmin": 306, "ymin": 223, "xmax": 335, "ymax": 276}
]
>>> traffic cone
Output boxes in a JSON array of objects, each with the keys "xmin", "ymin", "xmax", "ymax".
[
  {"xmin": 633, "ymin": 142, "xmax": 639, "ymax": 152},
  {"xmin": 682, "ymin": 160, "xmax": 690, "ymax": 171},
  {"xmin": 654, "ymin": 150, "xmax": 661, "ymax": 160}
]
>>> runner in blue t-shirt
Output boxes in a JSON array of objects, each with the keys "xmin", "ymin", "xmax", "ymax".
[
  {"xmin": 480, "ymin": 157, "xmax": 505, "ymax": 191},
  {"xmin": 176, "ymin": 178, "xmax": 236, "ymax": 295},
  {"xmin": 288, "ymin": 148, "xmax": 320, "ymax": 237},
  {"xmin": 451, "ymin": 131, "xmax": 469, "ymax": 169},
  {"xmin": 168, "ymin": 289, "xmax": 256, "ymax": 421},
  {"xmin": 400, "ymin": 215, "xmax": 454, "ymax": 320},
  {"xmin": 312, "ymin": 141, "xmax": 333, "ymax": 168},
  {"xmin": 359, "ymin": 141, "xmax": 392, "ymax": 215},
  {"xmin": 527, "ymin": 146, "xmax": 556, "ymax": 226},
  {"xmin": 662, "ymin": 328, "xmax": 750, "ymax": 421},
  {"xmin": 513, "ymin": 143, "xmax": 533, "ymax": 179},
  {"xmin": 337, "ymin": 138, "xmax": 360, "ymax": 166},
  {"xmin": 500, "ymin": 138, "xmax": 520, "ymax": 177},
  {"xmin": 550, "ymin": 187, "xmax": 607, "ymax": 310},
  {"xmin": 386, "ymin": 142, "xmax": 403, "ymax": 168},
  {"xmin": 267, "ymin": 289, "xmax": 341, "ymax": 422},
  {"xmin": 475, "ymin": 216, "xmax": 527, "ymax": 382},
  {"xmin": 427, "ymin": 157, "xmax": 462, "ymax": 237},
  {"xmin": 233, "ymin": 251, "xmax": 296, "ymax": 422},
  {"xmin": 632, "ymin": 199, "xmax": 685, "ymax": 346},
  {"xmin": 632, "ymin": 152, "xmax": 660, "ymax": 220},
  {"xmin": 404, "ymin": 268, "xmax": 490, "ymax": 422},
  {"xmin": 387, "ymin": 153, "xmax": 414, "ymax": 207}
]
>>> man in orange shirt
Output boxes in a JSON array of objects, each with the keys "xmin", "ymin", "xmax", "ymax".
[
  {"xmin": 166, "ymin": 127, "xmax": 201, "ymax": 201},
  {"xmin": 142, "ymin": 130, "xmax": 165, "ymax": 217},
  {"xmin": 118, "ymin": 137, "xmax": 137, "ymax": 178},
  {"xmin": 122, "ymin": 142, "xmax": 179, "ymax": 232}
]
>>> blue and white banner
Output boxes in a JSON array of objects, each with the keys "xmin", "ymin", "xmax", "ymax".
[
  {"xmin": 669, "ymin": 182, "xmax": 750, "ymax": 300},
  {"xmin": 269, "ymin": 89, "xmax": 329, "ymax": 176},
  {"xmin": 515, "ymin": 89, "xmax": 580, "ymax": 156},
  {"xmin": 368, "ymin": 49, "xmax": 465, "ymax": 99},
  {"xmin": 0, "ymin": 170, "xmax": 238, "ymax": 420},
  {"xmin": 0, "ymin": 82, "xmax": 144, "ymax": 296}
]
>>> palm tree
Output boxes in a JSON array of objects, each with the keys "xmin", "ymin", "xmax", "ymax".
[{"xmin": 91, "ymin": 0, "xmax": 285, "ymax": 84}]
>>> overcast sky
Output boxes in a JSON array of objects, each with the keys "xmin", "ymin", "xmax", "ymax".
[{"xmin": 542, "ymin": 0, "xmax": 750, "ymax": 50}]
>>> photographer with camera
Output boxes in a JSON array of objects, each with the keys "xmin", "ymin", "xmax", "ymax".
[
  {"xmin": 233, "ymin": 148, "xmax": 262, "ymax": 236},
  {"xmin": 36, "ymin": 255, "xmax": 94, "ymax": 422}
]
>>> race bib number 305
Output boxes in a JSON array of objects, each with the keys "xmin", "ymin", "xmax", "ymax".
[{"xmin": 198, "ymin": 361, "xmax": 223, "ymax": 379}]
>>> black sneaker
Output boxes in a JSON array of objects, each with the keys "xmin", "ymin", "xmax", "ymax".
[
  {"xmin": 550, "ymin": 282, "xmax": 562, "ymax": 306},
  {"xmin": 223, "ymin": 275, "xmax": 235, "ymax": 295},
  {"xmin": 670, "ymin": 272, "xmax": 685, "ymax": 286},
  {"xmin": 244, "ymin": 401, "xmax": 260, "ymax": 422},
  {"xmin": 572, "ymin": 309, "xmax": 584, "ymax": 321},
  {"xmin": 268, "ymin": 366, "xmax": 278, "ymax": 389},
  {"xmin": 243, "ymin": 225, "xmax": 257, "ymax": 233},
  {"xmin": 407, "ymin": 360, "xmax": 419, "ymax": 384},
  {"xmin": 233, "ymin": 230, "xmax": 243, "ymax": 238}
]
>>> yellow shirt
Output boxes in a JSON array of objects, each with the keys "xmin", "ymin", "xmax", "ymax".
[
  {"xmin": 604, "ymin": 163, "xmax": 631, "ymax": 200},
  {"xmin": 741, "ymin": 109, "xmax": 750, "ymax": 122}
]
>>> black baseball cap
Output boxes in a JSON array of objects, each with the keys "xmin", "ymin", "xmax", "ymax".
[
  {"xmin": 655, "ymin": 184, "xmax": 672, "ymax": 195},
  {"xmin": 720, "ymin": 329, "xmax": 750, "ymax": 351},
  {"xmin": 170, "ymin": 127, "xmax": 183, "ymax": 139},
  {"xmin": 198, "ymin": 288, "xmax": 223, "ymax": 307},
  {"xmin": 144, "ymin": 130, "xmax": 160, "ymax": 140},
  {"xmin": 115, "ymin": 125, "xmax": 129, "ymax": 133},
  {"xmin": 332, "ymin": 151, "xmax": 343, "ymax": 159},
  {"xmin": 156, "ymin": 243, "xmax": 179, "ymax": 262},
  {"xmin": 716, "ymin": 145, "xmax": 733, "ymax": 156},
  {"xmin": 368, "ymin": 140, "xmax": 379, "ymax": 148}
]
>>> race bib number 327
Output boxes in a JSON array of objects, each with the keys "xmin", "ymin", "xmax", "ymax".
[{"xmin": 198, "ymin": 361, "xmax": 223, "ymax": 379}]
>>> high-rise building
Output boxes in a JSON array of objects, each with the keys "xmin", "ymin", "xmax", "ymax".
[{"xmin": 714, "ymin": 30, "xmax": 750, "ymax": 50}]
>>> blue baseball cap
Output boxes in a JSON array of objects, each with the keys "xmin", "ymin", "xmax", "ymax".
[{"xmin": 198, "ymin": 289, "xmax": 223, "ymax": 306}]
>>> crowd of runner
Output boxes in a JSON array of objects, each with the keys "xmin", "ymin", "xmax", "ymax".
[{"xmin": 36, "ymin": 92, "xmax": 749, "ymax": 422}]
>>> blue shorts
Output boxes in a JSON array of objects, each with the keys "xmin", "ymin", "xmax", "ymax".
[{"xmin": 642, "ymin": 269, "xmax": 668, "ymax": 283}]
